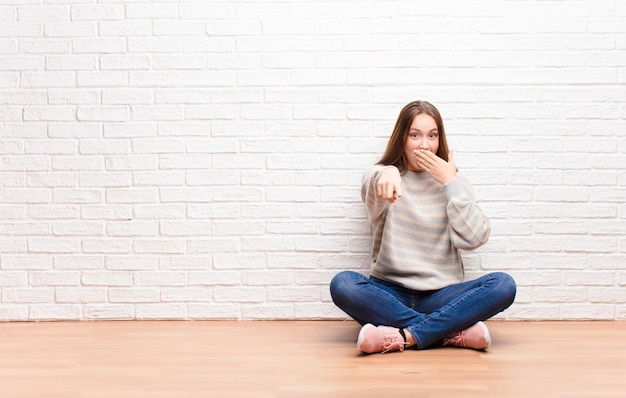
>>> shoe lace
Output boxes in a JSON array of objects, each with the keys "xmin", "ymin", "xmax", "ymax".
[
  {"xmin": 442, "ymin": 331, "xmax": 464, "ymax": 347},
  {"xmin": 381, "ymin": 334, "xmax": 407, "ymax": 354}
]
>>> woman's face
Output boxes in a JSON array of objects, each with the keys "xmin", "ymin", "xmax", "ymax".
[{"xmin": 403, "ymin": 113, "xmax": 440, "ymax": 172}]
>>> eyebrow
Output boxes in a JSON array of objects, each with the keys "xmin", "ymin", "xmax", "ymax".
[{"xmin": 409, "ymin": 128, "xmax": 438, "ymax": 133}]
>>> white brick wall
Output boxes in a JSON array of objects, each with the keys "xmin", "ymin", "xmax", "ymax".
[{"xmin": 1, "ymin": 0, "xmax": 625, "ymax": 321}]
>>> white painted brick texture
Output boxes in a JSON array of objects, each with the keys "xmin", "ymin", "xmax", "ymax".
[{"xmin": 1, "ymin": 0, "xmax": 625, "ymax": 321}]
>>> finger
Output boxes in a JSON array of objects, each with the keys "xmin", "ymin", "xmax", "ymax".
[
  {"xmin": 414, "ymin": 151, "xmax": 432, "ymax": 168},
  {"xmin": 413, "ymin": 149, "xmax": 426, "ymax": 159},
  {"xmin": 377, "ymin": 182, "xmax": 390, "ymax": 199},
  {"xmin": 380, "ymin": 184, "xmax": 391, "ymax": 199},
  {"xmin": 377, "ymin": 182, "xmax": 395, "ymax": 202},
  {"xmin": 416, "ymin": 149, "xmax": 436, "ymax": 158},
  {"xmin": 415, "ymin": 150, "xmax": 437, "ymax": 166},
  {"xmin": 448, "ymin": 150, "xmax": 455, "ymax": 163},
  {"xmin": 395, "ymin": 184, "xmax": 402, "ymax": 198},
  {"xmin": 385, "ymin": 183, "xmax": 396, "ymax": 200},
  {"xmin": 412, "ymin": 150, "xmax": 426, "ymax": 164}
]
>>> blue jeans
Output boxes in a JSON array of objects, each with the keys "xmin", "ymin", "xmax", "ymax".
[{"xmin": 330, "ymin": 271, "xmax": 516, "ymax": 349}]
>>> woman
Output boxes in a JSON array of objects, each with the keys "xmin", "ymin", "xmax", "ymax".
[{"xmin": 330, "ymin": 101, "xmax": 516, "ymax": 354}]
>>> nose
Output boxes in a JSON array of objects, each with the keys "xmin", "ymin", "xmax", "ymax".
[{"xmin": 417, "ymin": 137, "xmax": 429, "ymax": 149}]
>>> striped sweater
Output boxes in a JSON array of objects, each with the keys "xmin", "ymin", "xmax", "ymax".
[{"xmin": 361, "ymin": 165, "xmax": 490, "ymax": 291}]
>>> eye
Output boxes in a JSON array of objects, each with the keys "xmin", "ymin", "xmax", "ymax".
[
  {"xmin": 429, "ymin": 132, "xmax": 438, "ymax": 139},
  {"xmin": 409, "ymin": 133, "xmax": 419, "ymax": 139}
]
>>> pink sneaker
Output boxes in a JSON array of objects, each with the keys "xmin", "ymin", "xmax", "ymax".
[
  {"xmin": 442, "ymin": 321, "xmax": 492, "ymax": 350},
  {"xmin": 357, "ymin": 323, "xmax": 407, "ymax": 354}
]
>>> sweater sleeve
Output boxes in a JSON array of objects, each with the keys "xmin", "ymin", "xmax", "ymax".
[
  {"xmin": 443, "ymin": 176, "xmax": 490, "ymax": 250},
  {"xmin": 360, "ymin": 165, "xmax": 395, "ymax": 224}
]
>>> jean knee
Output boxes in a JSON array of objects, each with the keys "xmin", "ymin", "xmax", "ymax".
[
  {"xmin": 492, "ymin": 272, "xmax": 517, "ymax": 305},
  {"xmin": 329, "ymin": 270, "xmax": 360, "ymax": 304}
]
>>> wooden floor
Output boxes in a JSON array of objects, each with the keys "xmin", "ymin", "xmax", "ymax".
[{"xmin": 0, "ymin": 321, "xmax": 624, "ymax": 398}]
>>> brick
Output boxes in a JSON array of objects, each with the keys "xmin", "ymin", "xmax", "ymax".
[
  {"xmin": 70, "ymin": 5, "xmax": 124, "ymax": 21},
  {"xmin": 267, "ymin": 286, "xmax": 319, "ymax": 302},
  {"xmin": 102, "ymin": 89, "xmax": 152, "ymax": 105},
  {"xmin": 21, "ymin": 39, "xmax": 70, "ymax": 54},
  {"xmin": 180, "ymin": 4, "xmax": 231, "ymax": 20},
  {"xmin": 0, "ymin": 271, "xmax": 28, "ymax": 287},
  {"xmin": 18, "ymin": 6, "xmax": 69, "ymax": 22},
  {"xmin": 72, "ymin": 38, "xmax": 126, "ymax": 54},
  {"xmin": 133, "ymin": 239, "xmax": 186, "ymax": 254},
  {"xmin": 125, "ymin": 4, "xmax": 178, "ymax": 19},
  {"xmin": 105, "ymin": 155, "xmax": 157, "ymax": 171},
  {"xmin": 161, "ymin": 256, "xmax": 212, "ymax": 271},
  {"xmin": 22, "ymin": 72, "xmax": 74, "ymax": 88},
  {"xmin": 242, "ymin": 270, "xmax": 293, "ymax": 286},
  {"xmin": 28, "ymin": 238, "xmax": 81, "ymax": 253},
  {"xmin": 52, "ymin": 221, "xmax": 103, "ymax": 236},
  {"xmin": 48, "ymin": 91, "xmax": 100, "ymax": 106},
  {"xmin": 155, "ymin": 89, "xmax": 209, "ymax": 105},
  {"xmin": 0, "ymin": 238, "xmax": 27, "ymax": 254},
  {"xmin": 83, "ymin": 304, "xmax": 133, "ymax": 320},
  {"xmin": 294, "ymin": 270, "xmax": 337, "ymax": 286},
  {"xmin": 46, "ymin": 55, "xmax": 97, "ymax": 71},
  {"xmin": 0, "ymin": 306, "xmax": 28, "ymax": 321},
  {"xmin": 265, "ymin": 221, "xmax": 318, "ymax": 234},
  {"xmin": 319, "ymin": 254, "xmax": 369, "ymax": 270},
  {"xmin": 563, "ymin": 236, "xmax": 617, "ymax": 253},
  {"xmin": 240, "ymin": 170, "xmax": 294, "ymax": 186},
  {"xmin": 241, "ymin": 304, "xmax": 294, "ymax": 320},
  {"xmin": 99, "ymin": 21, "xmax": 151, "ymax": 37},
  {"xmin": 108, "ymin": 287, "xmax": 159, "ymax": 303},
  {"xmin": 81, "ymin": 271, "xmax": 132, "ymax": 287},
  {"xmin": 105, "ymin": 256, "xmax": 157, "ymax": 271},
  {"xmin": 214, "ymin": 286, "xmax": 265, "ymax": 303},
  {"xmin": 189, "ymin": 271, "xmax": 239, "ymax": 286},
  {"xmin": 55, "ymin": 287, "xmax": 106, "ymax": 303},
  {"xmin": 54, "ymin": 255, "xmax": 103, "ymax": 270},
  {"xmin": 533, "ymin": 287, "xmax": 588, "ymax": 303},
  {"xmin": 106, "ymin": 220, "xmax": 159, "ymax": 237},
  {"xmin": 129, "ymin": 71, "xmax": 181, "ymax": 86},
  {"xmin": 78, "ymin": 172, "xmax": 130, "ymax": 187},
  {"xmin": 29, "ymin": 304, "xmax": 80, "ymax": 320},
  {"xmin": 161, "ymin": 287, "xmax": 212, "ymax": 302},
  {"xmin": 132, "ymin": 106, "xmax": 183, "ymax": 122},
  {"xmin": 104, "ymin": 123, "xmax": 156, "ymax": 138},
  {"xmin": 82, "ymin": 239, "xmax": 131, "ymax": 254},
  {"xmin": 559, "ymin": 304, "xmax": 615, "ymax": 320},
  {"xmin": 44, "ymin": 22, "xmax": 96, "ymax": 37},
  {"xmin": 77, "ymin": 106, "xmax": 129, "ymax": 122},
  {"xmin": 3, "ymin": 287, "xmax": 53, "ymax": 303},
  {"xmin": 563, "ymin": 271, "xmax": 614, "ymax": 286},
  {"xmin": 188, "ymin": 304, "xmax": 240, "ymax": 320},
  {"xmin": 295, "ymin": 302, "xmax": 346, "ymax": 320},
  {"xmin": 188, "ymin": 238, "xmax": 241, "ymax": 254},
  {"xmin": 27, "ymin": 173, "xmax": 75, "ymax": 188},
  {"xmin": 0, "ymin": 222, "xmax": 49, "ymax": 236},
  {"xmin": 187, "ymin": 203, "xmax": 238, "ymax": 219},
  {"xmin": 135, "ymin": 303, "xmax": 187, "ymax": 320},
  {"xmin": 213, "ymin": 254, "xmax": 265, "ymax": 270},
  {"xmin": 242, "ymin": 236, "xmax": 294, "ymax": 252},
  {"xmin": 160, "ymin": 187, "xmax": 212, "ymax": 203}
]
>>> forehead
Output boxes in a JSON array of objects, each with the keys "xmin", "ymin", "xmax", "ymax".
[{"xmin": 409, "ymin": 113, "xmax": 437, "ymax": 130}]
